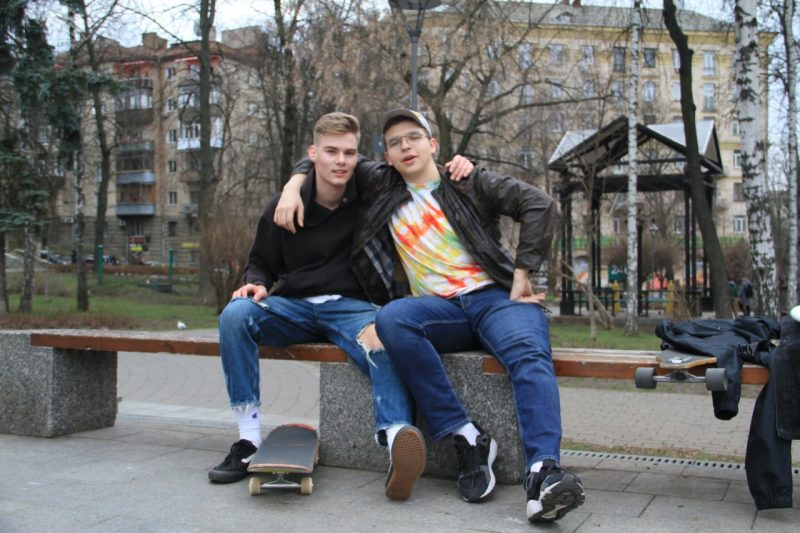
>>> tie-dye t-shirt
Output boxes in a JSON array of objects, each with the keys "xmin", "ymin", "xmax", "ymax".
[{"xmin": 390, "ymin": 179, "xmax": 493, "ymax": 298}]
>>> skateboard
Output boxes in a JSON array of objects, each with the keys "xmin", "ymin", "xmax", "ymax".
[
  {"xmin": 635, "ymin": 348, "xmax": 728, "ymax": 391},
  {"xmin": 247, "ymin": 424, "xmax": 319, "ymax": 496}
]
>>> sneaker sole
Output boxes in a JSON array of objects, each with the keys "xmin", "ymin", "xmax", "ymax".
[
  {"xmin": 208, "ymin": 469, "xmax": 250, "ymax": 484},
  {"xmin": 461, "ymin": 438, "xmax": 498, "ymax": 503},
  {"xmin": 527, "ymin": 476, "xmax": 585, "ymax": 523},
  {"xmin": 385, "ymin": 427, "xmax": 426, "ymax": 501}
]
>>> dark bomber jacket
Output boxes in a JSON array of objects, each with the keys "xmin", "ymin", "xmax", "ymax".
[{"xmin": 293, "ymin": 157, "xmax": 557, "ymax": 305}]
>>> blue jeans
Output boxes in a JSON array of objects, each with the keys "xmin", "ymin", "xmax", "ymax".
[
  {"xmin": 219, "ymin": 296, "xmax": 414, "ymax": 438},
  {"xmin": 375, "ymin": 285, "xmax": 561, "ymax": 470}
]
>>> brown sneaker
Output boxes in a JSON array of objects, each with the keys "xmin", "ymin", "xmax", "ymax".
[{"xmin": 384, "ymin": 426, "xmax": 426, "ymax": 500}]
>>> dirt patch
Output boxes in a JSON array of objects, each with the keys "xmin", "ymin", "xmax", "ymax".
[{"xmin": 0, "ymin": 313, "xmax": 139, "ymax": 330}]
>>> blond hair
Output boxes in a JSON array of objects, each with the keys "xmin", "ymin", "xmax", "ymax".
[{"xmin": 313, "ymin": 112, "xmax": 360, "ymax": 144}]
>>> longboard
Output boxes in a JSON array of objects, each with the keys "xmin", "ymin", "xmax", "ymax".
[
  {"xmin": 247, "ymin": 424, "xmax": 319, "ymax": 496},
  {"xmin": 635, "ymin": 348, "xmax": 728, "ymax": 391}
]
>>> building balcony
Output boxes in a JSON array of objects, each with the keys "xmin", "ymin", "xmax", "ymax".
[
  {"xmin": 116, "ymin": 171, "xmax": 156, "ymax": 185},
  {"xmin": 115, "ymin": 107, "xmax": 154, "ymax": 125},
  {"xmin": 177, "ymin": 137, "xmax": 223, "ymax": 151},
  {"xmin": 118, "ymin": 141, "xmax": 155, "ymax": 153},
  {"xmin": 180, "ymin": 169, "xmax": 200, "ymax": 184},
  {"xmin": 116, "ymin": 202, "xmax": 156, "ymax": 217},
  {"xmin": 180, "ymin": 204, "xmax": 198, "ymax": 216}
]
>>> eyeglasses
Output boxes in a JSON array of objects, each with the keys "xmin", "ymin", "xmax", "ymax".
[{"xmin": 385, "ymin": 131, "xmax": 430, "ymax": 150}]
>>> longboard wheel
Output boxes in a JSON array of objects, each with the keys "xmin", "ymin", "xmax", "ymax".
[
  {"xmin": 300, "ymin": 476, "xmax": 313, "ymax": 495},
  {"xmin": 249, "ymin": 476, "xmax": 262, "ymax": 496},
  {"xmin": 705, "ymin": 368, "xmax": 728, "ymax": 392},
  {"xmin": 635, "ymin": 367, "xmax": 657, "ymax": 389}
]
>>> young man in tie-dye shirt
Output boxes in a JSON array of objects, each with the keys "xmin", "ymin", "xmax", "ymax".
[{"xmin": 278, "ymin": 109, "xmax": 584, "ymax": 523}]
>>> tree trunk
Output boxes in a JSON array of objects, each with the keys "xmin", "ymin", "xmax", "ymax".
[
  {"xmin": 782, "ymin": 0, "xmax": 798, "ymax": 309},
  {"xmin": 663, "ymin": 0, "xmax": 730, "ymax": 318},
  {"xmin": 196, "ymin": 0, "xmax": 217, "ymax": 303},
  {"xmin": 625, "ymin": 1, "xmax": 642, "ymax": 336},
  {"xmin": 81, "ymin": 6, "xmax": 114, "ymax": 262},
  {"xmin": 734, "ymin": 0, "xmax": 779, "ymax": 317},
  {"xmin": 0, "ymin": 232, "xmax": 7, "ymax": 313},
  {"xmin": 18, "ymin": 224, "xmax": 35, "ymax": 312},
  {"xmin": 68, "ymin": 6, "xmax": 89, "ymax": 312}
]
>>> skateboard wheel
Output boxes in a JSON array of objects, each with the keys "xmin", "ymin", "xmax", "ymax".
[
  {"xmin": 635, "ymin": 367, "xmax": 657, "ymax": 389},
  {"xmin": 249, "ymin": 476, "xmax": 262, "ymax": 496},
  {"xmin": 300, "ymin": 476, "xmax": 313, "ymax": 495},
  {"xmin": 705, "ymin": 368, "xmax": 728, "ymax": 392}
]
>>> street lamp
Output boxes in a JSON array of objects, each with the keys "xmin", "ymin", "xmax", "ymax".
[{"xmin": 388, "ymin": 0, "xmax": 442, "ymax": 110}]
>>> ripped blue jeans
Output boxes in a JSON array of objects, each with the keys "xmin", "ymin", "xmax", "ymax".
[{"xmin": 219, "ymin": 296, "xmax": 414, "ymax": 439}]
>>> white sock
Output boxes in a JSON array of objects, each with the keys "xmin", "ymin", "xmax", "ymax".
[
  {"xmin": 530, "ymin": 461, "xmax": 544, "ymax": 474},
  {"xmin": 454, "ymin": 423, "xmax": 481, "ymax": 446},
  {"xmin": 385, "ymin": 424, "xmax": 405, "ymax": 454},
  {"xmin": 235, "ymin": 406, "xmax": 262, "ymax": 448}
]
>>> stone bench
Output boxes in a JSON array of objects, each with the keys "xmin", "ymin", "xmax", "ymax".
[{"xmin": 0, "ymin": 329, "xmax": 769, "ymax": 483}]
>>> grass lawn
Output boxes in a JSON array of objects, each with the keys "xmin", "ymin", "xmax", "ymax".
[{"xmin": 3, "ymin": 269, "xmax": 661, "ymax": 349}]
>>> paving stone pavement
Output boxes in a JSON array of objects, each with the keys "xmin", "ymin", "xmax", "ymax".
[{"xmin": 1, "ymin": 350, "xmax": 798, "ymax": 532}]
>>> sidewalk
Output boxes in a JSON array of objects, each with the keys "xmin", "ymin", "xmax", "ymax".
[{"xmin": 1, "ymin": 351, "xmax": 798, "ymax": 531}]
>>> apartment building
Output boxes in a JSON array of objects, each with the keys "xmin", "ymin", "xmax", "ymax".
[
  {"xmin": 421, "ymin": 1, "xmax": 770, "ymax": 250},
  {"xmin": 50, "ymin": 27, "xmax": 267, "ymax": 267}
]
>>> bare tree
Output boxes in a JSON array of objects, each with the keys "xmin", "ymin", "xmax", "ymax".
[
  {"xmin": 663, "ymin": 0, "xmax": 730, "ymax": 318},
  {"xmin": 734, "ymin": 0, "xmax": 779, "ymax": 316}
]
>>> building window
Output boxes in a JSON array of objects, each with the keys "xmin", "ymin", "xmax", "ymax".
[
  {"xmin": 168, "ymin": 160, "xmax": 177, "ymax": 173},
  {"xmin": 733, "ymin": 182, "xmax": 744, "ymax": 202},
  {"xmin": 733, "ymin": 215, "xmax": 746, "ymax": 235},
  {"xmin": 612, "ymin": 217, "xmax": 624, "ymax": 234},
  {"xmin": 517, "ymin": 43, "xmax": 533, "ymax": 69},
  {"xmin": 732, "ymin": 119, "xmax": 740, "ymax": 136},
  {"xmin": 548, "ymin": 44, "xmax": 564, "ymax": 65},
  {"xmin": 519, "ymin": 84, "xmax": 534, "ymax": 105},
  {"xmin": 610, "ymin": 80, "xmax": 625, "ymax": 102},
  {"xmin": 181, "ymin": 121, "xmax": 201, "ymax": 140},
  {"xmin": 703, "ymin": 84, "xmax": 716, "ymax": 112},
  {"xmin": 733, "ymin": 150, "xmax": 742, "ymax": 169},
  {"xmin": 167, "ymin": 129, "xmax": 177, "ymax": 143},
  {"xmin": 643, "ymin": 48, "xmax": 657, "ymax": 68},
  {"xmin": 703, "ymin": 51, "xmax": 717, "ymax": 75},
  {"xmin": 579, "ymin": 45, "xmax": 595, "ymax": 66},
  {"xmin": 168, "ymin": 221, "xmax": 177, "ymax": 237},
  {"xmin": 581, "ymin": 80, "xmax": 596, "ymax": 98},
  {"xmin": 643, "ymin": 81, "xmax": 656, "ymax": 102},
  {"xmin": 672, "ymin": 49, "xmax": 680, "ymax": 69},
  {"xmin": 168, "ymin": 191, "xmax": 178, "ymax": 206},
  {"xmin": 674, "ymin": 215, "xmax": 685, "ymax": 235},
  {"xmin": 548, "ymin": 79, "xmax": 565, "ymax": 99},
  {"xmin": 166, "ymin": 97, "xmax": 177, "ymax": 112},
  {"xmin": 671, "ymin": 81, "xmax": 681, "ymax": 101},
  {"xmin": 612, "ymin": 47, "xmax": 626, "ymax": 72},
  {"xmin": 548, "ymin": 112, "xmax": 564, "ymax": 133},
  {"xmin": 165, "ymin": 66, "xmax": 176, "ymax": 80}
]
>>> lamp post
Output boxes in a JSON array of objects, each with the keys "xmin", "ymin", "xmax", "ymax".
[
  {"xmin": 649, "ymin": 219, "xmax": 658, "ymax": 288},
  {"xmin": 388, "ymin": 0, "xmax": 442, "ymax": 110}
]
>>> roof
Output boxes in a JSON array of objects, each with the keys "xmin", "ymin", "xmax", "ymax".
[{"xmin": 548, "ymin": 115, "xmax": 723, "ymax": 193}]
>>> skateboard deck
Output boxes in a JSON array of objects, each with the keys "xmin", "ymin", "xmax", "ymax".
[
  {"xmin": 635, "ymin": 348, "xmax": 728, "ymax": 391},
  {"xmin": 247, "ymin": 424, "xmax": 319, "ymax": 496}
]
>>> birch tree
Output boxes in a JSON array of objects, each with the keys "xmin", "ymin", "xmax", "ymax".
[
  {"xmin": 780, "ymin": 0, "xmax": 798, "ymax": 308},
  {"xmin": 734, "ymin": 0, "xmax": 779, "ymax": 316},
  {"xmin": 625, "ymin": 0, "xmax": 642, "ymax": 336}
]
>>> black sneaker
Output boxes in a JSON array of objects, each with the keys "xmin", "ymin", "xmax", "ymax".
[
  {"xmin": 525, "ymin": 459, "xmax": 585, "ymax": 522},
  {"xmin": 208, "ymin": 439, "xmax": 258, "ymax": 483},
  {"xmin": 385, "ymin": 426, "xmax": 426, "ymax": 501},
  {"xmin": 453, "ymin": 428, "xmax": 497, "ymax": 502}
]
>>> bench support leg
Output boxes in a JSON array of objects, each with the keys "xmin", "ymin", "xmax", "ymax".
[
  {"xmin": 319, "ymin": 352, "xmax": 525, "ymax": 484},
  {"xmin": 0, "ymin": 332, "xmax": 117, "ymax": 437}
]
